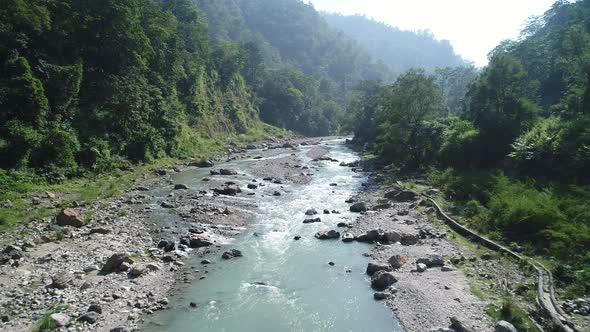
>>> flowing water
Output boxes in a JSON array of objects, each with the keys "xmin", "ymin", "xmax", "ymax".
[{"xmin": 143, "ymin": 139, "xmax": 403, "ymax": 332}]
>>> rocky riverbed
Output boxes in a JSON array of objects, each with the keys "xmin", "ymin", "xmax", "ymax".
[{"xmin": 0, "ymin": 137, "xmax": 537, "ymax": 332}]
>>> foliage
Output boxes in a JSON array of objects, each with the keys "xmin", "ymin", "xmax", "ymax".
[{"xmin": 485, "ymin": 298, "xmax": 541, "ymax": 332}]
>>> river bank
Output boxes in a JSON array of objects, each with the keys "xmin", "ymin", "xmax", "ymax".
[{"xmin": 1, "ymin": 137, "xmax": 507, "ymax": 332}]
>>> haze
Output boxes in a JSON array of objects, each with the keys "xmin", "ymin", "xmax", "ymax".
[{"xmin": 308, "ymin": 0, "xmax": 557, "ymax": 67}]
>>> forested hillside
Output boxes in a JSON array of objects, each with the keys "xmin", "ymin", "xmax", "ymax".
[
  {"xmin": 347, "ymin": 0, "xmax": 590, "ymax": 298},
  {"xmin": 322, "ymin": 13, "xmax": 467, "ymax": 74},
  {"xmin": 0, "ymin": 0, "xmax": 269, "ymax": 179}
]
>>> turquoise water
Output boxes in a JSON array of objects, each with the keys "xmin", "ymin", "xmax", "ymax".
[{"xmin": 143, "ymin": 140, "xmax": 402, "ymax": 332}]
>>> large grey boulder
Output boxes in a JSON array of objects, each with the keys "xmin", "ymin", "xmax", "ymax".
[
  {"xmin": 370, "ymin": 271, "xmax": 397, "ymax": 290},
  {"xmin": 416, "ymin": 255, "xmax": 445, "ymax": 267},
  {"xmin": 315, "ymin": 230, "xmax": 340, "ymax": 240},
  {"xmin": 366, "ymin": 262, "xmax": 392, "ymax": 276},
  {"xmin": 350, "ymin": 202, "xmax": 368, "ymax": 213},
  {"xmin": 56, "ymin": 208, "xmax": 85, "ymax": 228},
  {"xmin": 101, "ymin": 253, "xmax": 134, "ymax": 274},
  {"xmin": 356, "ymin": 229, "xmax": 383, "ymax": 243},
  {"xmin": 189, "ymin": 235, "xmax": 213, "ymax": 248},
  {"xmin": 383, "ymin": 231, "xmax": 402, "ymax": 243},
  {"xmin": 388, "ymin": 255, "xmax": 407, "ymax": 269}
]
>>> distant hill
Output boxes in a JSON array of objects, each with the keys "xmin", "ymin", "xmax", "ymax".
[{"xmin": 322, "ymin": 13, "xmax": 468, "ymax": 74}]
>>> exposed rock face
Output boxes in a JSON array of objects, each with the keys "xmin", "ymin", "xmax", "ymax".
[
  {"xmin": 388, "ymin": 255, "xmax": 407, "ymax": 269},
  {"xmin": 495, "ymin": 321, "xmax": 517, "ymax": 332},
  {"xmin": 350, "ymin": 202, "xmax": 368, "ymax": 213},
  {"xmin": 366, "ymin": 262, "xmax": 392, "ymax": 276},
  {"xmin": 101, "ymin": 253, "xmax": 134, "ymax": 274},
  {"xmin": 370, "ymin": 271, "xmax": 397, "ymax": 290},
  {"xmin": 56, "ymin": 208, "xmax": 85, "ymax": 228},
  {"xmin": 315, "ymin": 230, "xmax": 340, "ymax": 240}
]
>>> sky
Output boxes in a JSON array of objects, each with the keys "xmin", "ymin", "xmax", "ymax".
[{"xmin": 307, "ymin": 0, "xmax": 557, "ymax": 67}]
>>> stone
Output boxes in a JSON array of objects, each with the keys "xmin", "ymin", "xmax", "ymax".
[
  {"xmin": 189, "ymin": 235, "xmax": 213, "ymax": 248},
  {"xmin": 222, "ymin": 249, "xmax": 243, "ymax": 259},
  {"xmin": 219, "ymin": 169, "xmax": 238, "ymax": 176},
  {"xmin": 450, "ymin": 317, "xmax": 471, "ymax": 332},
  {"xmin": 157, "ymin": 239, "xmax": 175, "ymax": 252},
  {"xmin": 391, "ymin": 190, "xmax": 418, "ymax": 202},
  {"xmin": 161, "ymin": 201, "xmax": 174, "ymax": 208},
  {"xmin": 481, "ymin": 253, "xmax": 492, "ymax": 260},
  {"xmin": 441, "ymin": 265, "xmax": 455, "ymax": 272},
  {"xmin": 56, "ymin": 208, "xmax": 85, "ymax": 228},
  {"xmin": 247, "ymin": 184, "xmax": 258, "ymax": 189},
  {"xmin": 356, "ymin": 229, "xmax": 383, "ymax": 243},
  {"xmin": 342, "ymin": 233, "xmax": 355, "ymax": 242},
  {"xmin": 495, "ymin": 321, "xmax": 518, "ymax": 332},
  {"xmin": 366, "ymin": 262, "xmax": 392, "ymax": 276},
  {"xmin": 388, "ymin": 255, "xmax": 407, "ymax": 269},
  {"xmin": 372, "ymin": 203, "xmax": 392, "ymax": 210},
  {"xmin": 383, "ymin": 231, "xmax": 402, "ymax": 244},
  {"xmin": 416, "ymin": 255, "xmax": 445, "ymax": 267},
  {"xmin": 88, "ymin": 304, "xmax": 102, "ymax": 314},
  {"xmin": 136, "ymin": 186, "xmax": 149, "ymax": 191},
  {"xmin": 370, "ymin": 271, "xmax": 397, "ymax": 290},
  {"xmin": 328, "ymin": 261, "xmax": 335, "ymax": 266},
  {"xmin": 129, "ymin": 264, "xmax": 147, "ymax": 277},
  {"xmin": 78, "ymin": 312, "xmax": 99, "ymax": 324},
  {"xmin": 374, "ymin": 292, "xmax": 389, "ymax": 300},
  {"xmin": 273, "ymin": 191, "xmax": 281, "ymax": 196},
  {"xmin": 110, "ymin": 327, "xmax": 131, "ymax": 332},
  {"xmin": 315, "ymin": 230, "xmax": 340, "ymax": 240},
  {"xmin": 51, "ymin": 272, "xmax": 73, "ymax": 289},
  {"xmin": 101, "ymin": 253, "xmax": 134, "ymax": 274},
  {"xmin": 1, "ymin": 315, "xmax": 9, "ymax": 322},
  {"xmin": 200, "ymin": 259, "xmax": 211, "ymax": 265},
  {"xmin": 89, "ymin": 227, "xmax": 112, "ymax": 235},
  {"xmin": 350, "ymin": 202, "xmax": 368, "ymax": 213},
  {"xmin": 305, "ymin": 208, "xmax": 318, "ymax": 215},
  {"xmin": 323, "ymin": 209, "xmax": 330, "ymax": 214},
  {"xmin": 303, "ymin": 217, "xmax": 321, "ymax": 224},
  {"xmin": 189, "ymin": 302, "xmax": 197, "ymax": 308},
  {"xmin": 174, "ymin": 184, "xmax": 189, "ymax": 190},
  {"xmin": 49, "ymin": 313, "xmax": 70, "ymax": 327},
  {"xmin": 416, "ymin": 263, "xmax": 428, "ymax": 272},
  {"xmin": 293, "ymin": 236, "xmax": 301, "ymax": 241},
  {"xmin": 400, "ymin": 233, "xmax": 419, "ymax": 246},
  {"xmin": 1, "ymin": 200, "xmax": 12, "ymax": 208},
  {"xmin": 190, "ymin": 159, "xmax": 214, "ymax": 168},
  {"xmin": 213, "ymin": 185, "xmax": 241, "ymax": 196}
]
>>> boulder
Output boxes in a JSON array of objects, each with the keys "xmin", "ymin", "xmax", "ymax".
[
  {"xmin": 110, "ymin": 328, "xmax": 131, "ymax": 332},
  {"xmin": 174, "ymin": 184, "xmax": 189, "ymax": 190},
  {"xmin": 315, "ymin": 230, "xmax": 340, "ymax": 240},
  {"xmin": 49, "ymin": 313, "xmax": 70, "ymax": 327},
  {"xmin": 374, "ymin": 292, "xmax": 389, "ymax": 300},
  {"xmin": 416, "ymin": 263, "xmax": 428, "ymax": 272},
  {"xmin": 495, "ymin": 321, "xmax": 517, "ymax": 332},
  {"xmin": 89, "ymin": 227, "xmax": 112, "ymax": 235},
  {"xmin": 370, "ymin": 271, "xmax": 397, "ymax": 290},
  {"xmin": 56, "ymin": 208, "xmax": 85, "ymax": 228},
  {"xmin": 213, "ymin": 185, "xmax": 241, "ymax": 196},
  {"xmin": 450, "ymin": 317, "xmax": 471, "ymax": 332},
  {"xmin": 388, "ymin": 255, "xmax": 407, "ymax": 269},
  {"xmin": 416, "ymin": 255, "xmax": 445, "ymax": 267},
  {"xmin": 51, "ymin": 272, "xmax": 73, "ymax": 289},
  {"xmin": 383, "ymin": 187, "xmax": 402, "ymax": 199},
  {"xmin": 189, "ymin": 235, "xmax": 213, "ymax": 248},
  {"xmin": 392, "ymin": 190, "xmax": 418, "ymax": 202},
  {"xmin": 400, "ymin": 233, "xmax": 419, "ymax": 246},
  {"xmin": 342, "ymin": 233, "xmax": 355, "ymax": 242},
  {"xmin": 101, "ymin": 253, "xmax": 134, "ymax": 274},
  {"xmin": 189, "ymin": 159, "xmax": 214, "ymax": 168},
  {"xmin": 129, "ymin": 264, "xmax": 147, "ymax": 277},
  {"xmin": 222, "ymin": 249, "xmax": 243, "ymax": 260},
  {"xmin": 157, "ymin": 239, "xmax": 175, "ymax": 252},
  {"xmin": 372, "ymin": 203, "xmax": 392, "ymax": 210},
  {"xmin": 219, "ymin": 169, "xmax": 238, "ymax": 176},
  {"xmin": 366, "ymin": 262, "xmax": 392, "ymax": 276},
  {"xmin": 160, "ymin": 201, "xmax": 174, "ymax": 208},
  {"xmin": 78, "ymin": 312, "xmax": 99, "ymax": 324},
  {"xmin": 303, "ymin": 218, "xmax": 321, "ymax": 224},
  {"xmin": 305, "ymin": 208, "xmax": 318, "ymax": 216},
  {"xmin": 350, "ymin": 202, "xmax": 368, "ymax": 213},
  {"xmin": 383, "ymin": 231, "xmax": 402, "ymax": 243},
  {"xmin": 356, "ymin": 229, "xmax": 383, "ymax": 243},
  {"xmin": 247, "ymin": 184, "xmax": 258, "ymax": 189}
]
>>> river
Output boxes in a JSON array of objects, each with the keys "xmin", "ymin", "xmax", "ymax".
[{"xmin": 142, "ymin": 139, "xmax": 403, "ymax": 332}]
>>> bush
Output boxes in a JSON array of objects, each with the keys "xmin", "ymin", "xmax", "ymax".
[{"xmin": 439, "ymin": 119, "xmax": 481, "ymax": 168}]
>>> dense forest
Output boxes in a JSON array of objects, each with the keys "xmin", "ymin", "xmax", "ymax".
[
  {"xmin": 322, "ymin": 13, "xmax": 467, "ymax": 74},
  {"xmin": 347, "ymin": 0, "xmax": 590, "ymax": 297}
]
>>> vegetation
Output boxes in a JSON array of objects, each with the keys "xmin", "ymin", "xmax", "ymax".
[
  {"xmin": 347, "ymin": 0, "xmax": 590, "ymax": 297},
  {"xmin": 322, "ymin": 13, "xmax": 467, "ymax": 74}
]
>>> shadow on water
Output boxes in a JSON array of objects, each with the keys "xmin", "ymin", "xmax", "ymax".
[{"xmin": 142, "ymin": 139, "xmax": 403, "ymax": 332}]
